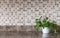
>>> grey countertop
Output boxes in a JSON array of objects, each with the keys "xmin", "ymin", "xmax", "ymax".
[{"xmin": 0, "ymin": 31, "xmax": 60, "ymax": 38}]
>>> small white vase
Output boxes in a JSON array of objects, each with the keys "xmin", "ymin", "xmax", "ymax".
[{"xmin": 42, "ymin": 27, "xmax": 50, "ymax": 33}]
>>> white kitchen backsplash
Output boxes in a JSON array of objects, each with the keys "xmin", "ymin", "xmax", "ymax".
[{"xmin": 0, "ymin": 0, "xmax": 60, "ymax": 25}]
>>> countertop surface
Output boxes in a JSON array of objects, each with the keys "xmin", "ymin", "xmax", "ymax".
[{"xmin": 0, "ymin": 31, "xmax": 60, "ymax": 38}]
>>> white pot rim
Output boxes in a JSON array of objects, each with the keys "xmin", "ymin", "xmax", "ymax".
[{"xmin": 42, "ymin": 27, "xmax": 50, "ymax": 33}]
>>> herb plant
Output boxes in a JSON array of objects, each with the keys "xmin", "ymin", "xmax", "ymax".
[{"xmin": 35, "ymin": 16, "xmax": 58, "ymax": 33}]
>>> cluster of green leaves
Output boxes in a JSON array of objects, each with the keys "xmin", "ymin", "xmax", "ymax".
[
  {"xmin": 34, "ymin": 16, "xmax": 58, "ymax": 33},
  {"xmin": 49, "ymin": 21, "xmax": 58, "ymax": 33}
]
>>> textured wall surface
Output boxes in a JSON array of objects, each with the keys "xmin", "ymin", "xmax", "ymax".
[{"xmin": 0, "ymin": 0, "xmax": 60, "ymax": 26}]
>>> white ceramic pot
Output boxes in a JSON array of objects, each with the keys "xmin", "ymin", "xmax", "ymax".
[{"xmin": 42, "ymin": 27, "xmax": 50, "ymax": 33}]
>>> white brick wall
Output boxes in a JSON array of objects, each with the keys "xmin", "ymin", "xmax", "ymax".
[{"xmin": 0, "ymin": 0, "xmax": 60, "ymax": 26}]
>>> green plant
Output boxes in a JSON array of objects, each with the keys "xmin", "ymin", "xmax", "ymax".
[
  {"xmin": 34, "ymin": 16, "xmax": 58, "ymax": 33},
  {"xmin": 49, "ymin": 21, "xmax": 58, "ymax": 33}
]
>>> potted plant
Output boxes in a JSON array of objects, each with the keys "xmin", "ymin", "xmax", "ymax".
[{"xmin": 34, "ymin": 16, "xmax": 58, "ymax": 33}]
